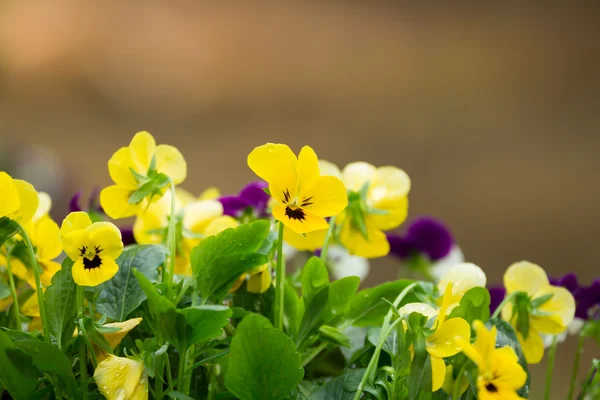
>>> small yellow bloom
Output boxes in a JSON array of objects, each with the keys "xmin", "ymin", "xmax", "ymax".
[
  {"xmin": 100, "ymin": 131, "xmax": 187, "ymax": 219},
  {"xmin": 437, "ymin": 263, "xmax": 487, "ymax": 313},
  {"xmin": 60, "ymin": 212, "xmax": 123, "ymax": 287},
  {"xmin": 320, "ymin": 161, "xmax": 410, "ymax": 258},
  {"xmin": 77, "ymin": 318, "xmax": 143, "ymax": 362},
  {"xmin": 501, "ymin": 261, "xmax": 575, "ymax": 364},
  {"xmin": 458, "ymin": 321, "xmax": 527, "ymax": 400},
  {"xmin": 94, "ymin": 355, "xmax": 148, "ymax": 400},
  {"xmin": 0, "ymin": 172, "xmax": 39, "ymax": 223},
  {"xmin": 247, "ymin": 144, "xmax": 347, "ymax": 234}
]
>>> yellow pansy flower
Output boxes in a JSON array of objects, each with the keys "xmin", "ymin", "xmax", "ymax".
[
  {"xmin": 94, "ymin": 355, "xmax": 148, "ymax": 400},
  {"xmin": 458, "ymin": 321, "xmax": 527, "ymax": 400},
  {"xmin": 437, "ymin": 263, "xmax": 487, "ymax": 313},
  {"xmin": 75, "ymin": 317, "xmax": 143, "ymax": 362},
  {"xmin": 500, "ymin": 261, "xmax": 575, "ymax": 364},
  {"xmin": 247, "ymin": 144, "xmax": 347, "ymax": 235},
  {"xmin": 60, "ymin": 212, "xmax": 123, "ymax": 287},
  {"xmin": 100, "ymin": 131, "xmax": 187, "ymax": 219},
  {"xmin": 320, "ymin": 161, "xmax": 410, "ymax": 258},
  {"xmin": 398, "ymin": 284, "xmax": 471, "ymax": 391},
  {"xmin": 283, "ymin": 227, "xmax": 328, "ymax": 251},
  {"xmin": 0, "ymin": 172, "xmax": 39, "ymax": 223}
]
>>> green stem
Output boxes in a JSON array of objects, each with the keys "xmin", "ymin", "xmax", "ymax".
[
  {"xmin": 5, "ymin": 247, "xmax": 21, "ymax": 330},
  {"xmin": 300, "ymin": 342, "xmax": 328, "ymax": 367},
  {"xmin": 77, "ymin": 318, "xmax": 98, "ymax": 368},
  {"xmin": 319, "ymin": 215, "xmax": 336, "ymax": 262},
  {"xmin": 274, "ymin": 222, "xmax": 285, "ymax": 331},
  {"xmin": 353, "ymin": 318, "xmax": 404, "ymax": 400},
  {"xmin": 544, "ymin": 335, "xmax": 558, "ymax": 400},
  {"xmin": 154, "ymin": 353, "xmax": 165, "ymax": 400},
  {"xmin": 579, "ymin": 364, "xmax": 597, "ymax": 400},
  {"xmin": 76, "ymin": 286, "xmax": 88, "ymax": 399},
  {"xmin": 452, "ymin": 363, "xmax": 469, "ymax": 400},
  {"xmin": 178, "ymin": 347, "xmax": 187, "ymax": 392},
  {"xmin": 166, "ymin": 180, "xmax": 177, "ymax": 300},
  {"xmin": 16, "ymin": 222, "xmax": 50, "ymax": 343},
  {"xmin": 567, "ymin": 335, "xmax": 585, "ymax": 400},
  {"xmin": 491, "ymin": 290, "xmax": 521, "ymax": 319},
  {"xmin": 165, "ymin": 350, "xmax": 173, "ymax": 392},
  {"xmin": 207, "ymin": 364, "xmax": 218, "ymax": 400}
]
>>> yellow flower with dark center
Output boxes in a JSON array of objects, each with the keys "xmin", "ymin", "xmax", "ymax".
[
  {"xmin": 247, "ymin": 144, "xmax": 347, "ymax": 234},
  {"xmin": 0, "ymin": 172, "xmax": 39, "ymax": 223},
  {"xmin": 60, "ymin": 212, "xmax": 123, "ymax": 287},
  {"xmin": 319, "ymin": 160, "xmax": 410, "ymax": 258},
  {"xmin": 501, "ymin": 261, "xmax": 575, "ymax": 364},
  {"xmin": 94, "ymin": 355, "xmax": 148, "ymax": 400},
  {"xmin": 100, "ymin": 131, "xmax": 187, "ymax": 219},
  {"xmin": 458, "ymin": 321, "xmax": 527, "ymax": 400}
]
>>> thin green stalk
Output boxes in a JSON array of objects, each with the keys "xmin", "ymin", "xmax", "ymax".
[
  {"xmin": 154, "ymin": 353, "xmax": 165, "ymax": 400},
  {"xmin": 353, "ymin": 318, "xmax": 404, "ymax": 400},
  {"xmin": 319, "ymin": 215, "xmax": 336, "ymax": 262},
  {"xmin": 491, "ymin": 290, "xmax": 521, "ymax": 319},
  {"xmin": 579, "ymin": 364, "xmax": 597, "ymax": 400},
  {"xmin": 567, "ymin": 335, "xmax": 585, "ymax": 400},
  {"xmin": 16, "ymin": 222, "xmax": 50, "ymax": 343},
  {"xmin": 300, "ymin": 342, "xmax": 328, "ymax": 367},
  {"xmin": 207, "ymin": 364, "xmax": 218, "ymax": 400},
  {"xmin": 165, "ymin": 351, "xmax": 173, "ymax": 392},
  {"xmin": 274, "ymin": 222, "xmax": 285, "ymax": 331},
  {"xmin": 77, "ymin": 318, "xmax": 98, "ymax": 368},
  {"xmin": 76, "ymin": 286, "xmax": 88, "ymax": 399},
  {"xmin": 5, "ymin": 246, "xmax": 21, "ymax": 330},
  {"xmin": 178, "ymin": 348, "xmax": 187, "ymax": 392},
  {"xmin": 452, "ymin": 363, "xmax": 468, "ymax": 400},
  {"xmin": 544, "ymin": 335, "xmax": 558, "ymax": 400},
  {"xmin": 166, "ymin": 180, "xmax": 177, "ymax": 300}
]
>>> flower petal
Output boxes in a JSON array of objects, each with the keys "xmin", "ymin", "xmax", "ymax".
[
  {"xmin": 370, "ymin": 166, "xmax": 411, "ymax": 203},
  {"xmin": 39, "ymin": 260, "xmax": 61, "ymax": 287},
  {"xmin": 515, "ymin": 328, "xmax": 544, "ymax": 364},
  {"xmin": 107, "ymin": 147, "xmax": 138, "ymax": 190},
  {"xmin": 431, "ymin": 355, "xmax": 447, "ymax": 392},
  {"xmin": 342, "ymin": 162, "xmax": 377, "ymax": 192},
  {"xmin": 72, "ymin": 256, "xmax": 119, "ymax": 287},
  {"xmin": 472, "ymin": 321, "xmax": 497, "ymax": 367},
  {"xmin": 296, "ymin": 146, "xmax": 320, "ymax": 197},
  {"xmin": 129, "ymin": 131, "xmax": 156, "ymax": 175},
  {"xmin": 247, "ymin": 266, "xmax": 272, "ymax": 294},
  {"xmin": 438, "ymin": 263, "xmax": 487, "ymax": 300},
  {"xmin": 60, "ymin": 211, "xmax": 93, "ymax": 239},
  {"xmin": 302, "ymin": 175, "xmax": 348, "ymax": 217},
  {"xmin": 284, "ymin": 227, "xmax": 327, "ymax": 251},
  {"xmin": 533, "ymin": 285, "xmax": 575, "ymax": 331},
  {"xmin": 0, "ymin": 172, "xmax": 20, "ymax": 218},
  {"xmin": 34, "ymin": 192, "xmax": 52, "ymax": 222},
  {"xmin": 204, "ymin": 216, "xmax": 239, "ymax": 237},
  {"xmin": 318, "ymin": 160, "xmax": 342, "ymax": 179},
  {"xmin": 62, "ymin": 229, "xmax": 91, "ymax": 261},
  {"xmin": 88, "ymin": 222, "xmax": 124, "ymax": 260},
  {"xmin": 503, "ymin": 261, "xmax": 549, "ymax": 295},
  {"xmin": 183, "ymin": 200, "xmax": 224, "ymax": 233},
  {"xmin": 156, "ymin": 144, "xmax": 187, "ymax": 185},
  {"xmin": 247, "ymin": 143, "xmax": 297, "ymax": 195},
  {"xmin": 490, "ymin": 346, "xmax": 527, "ymax": 390},
  {"xmin": 398, "ymin": 302, "xmax": 437, "ymax": 319},
  {"xmin": 100, "ymin": 186, "xmax": 140, "ymax": 220},
  {"xmin": 35, "ymin": 216, "xmax": 63, "ymax": 261},
  {"xmin": 94, "ymin": 355, "xmax": 146, "ymax": 400},
  {"xmin": 272, "ymin": 204, "xmax": 328, "ymax": 234},
  {"xmin": 427, "ymin": 318, "xmax": 471, "ymax": 358},
  {"xmin": 12, "ymin": 179, "xmax": 39, "ymax": 223},
  {"xmin": 368, "ymin": 196, "xmax": 409, "ymax": 231},
  {"xmin": 102, "ymin": 318, "xmax": 143, "ymax": 349},
  {"xmin": 198, "ymin": 186, "xmax": 220, "ymax": 201},
  {"xmin": 339, "ymin": 219, "xmax": 389, "ymax": 258}
]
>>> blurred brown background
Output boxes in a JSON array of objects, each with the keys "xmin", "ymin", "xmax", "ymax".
[{"xmin": 0, "ymin": 2, "xmax": 598, "ymax": 398}]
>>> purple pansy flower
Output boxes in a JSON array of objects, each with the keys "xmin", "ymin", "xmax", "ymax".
[
  {"xmin": 386, "ymin": 217, "xmax": 454, "ymax": 261},
  {"xmin": 218, "ymin": 181, "xmax": 270, "ymax": 218},
  {"xmin": 488, "ymin": 286, "xmax": 507, "ymax": 315}
]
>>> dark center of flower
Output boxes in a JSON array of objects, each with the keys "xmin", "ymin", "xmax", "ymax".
[
  {"xmin": 281, "ymin": 189, "xmax": 313, "ymax": 222},
  {"xmin": 285, "ymin": 206, "xmax": 306, "ymax": 222},
  {"xmin": 79, "ymin": 245, "xmax": 104, "ymax": 270},
  {"xmin": 83, "ymin": 255, "xmax": 103, "ymax": 270},
  {"xmin": 485, "ymin": 383, "xmax": 498, "ymax": 393}
]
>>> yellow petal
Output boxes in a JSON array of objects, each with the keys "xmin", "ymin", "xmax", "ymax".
[
  {"xmin": 339, "ymin": 219, "xmax": 389, "ymax": 258},
  {"xmin": 102, "ymin": 318, "xmax": 143, "ymax": 349},
  {"xmin": 88, "ymin": 222, "xmax": 124, "ymax": 260},
  {"xmin": 100, "ymin": 186, "xmax": 140, "ymax": 220},
  {"xmin": 0, "ymin": 172, "xmax": 20, "ymax": 218},
  {"xmin": 490, "ymin": 346, "xmax": 527, "ymax": 390},
  {"xmin": 533, "ymin": 285, "xmax": 575, "ymax": 331},
  {"xmin": 94, "ymin": 355, "xmax": 147, "ymax": 400},
  {"xmin": 60, "ymin": 211, "xmax": 92, "ymax": 240},
  {"xmin": 272, "ymin": 204, "xmax": 328, "ymax": 235},
  {"xmin": 247, "ymin": 143, "xmax": 298, "ymax": 193},
  {"xmin": 34, "ymin": 192, "xmax": 52, "ymax": 222},
  {"xmin": 198, "ymin": 187, "xmax": 220, "ymax": 201},
  {"xmin": 133, "ymin": 209, "xmax": 167, "ymax": 245},
  {"xmin": 204, "ymin": 216, "xmax": 239, "ymax": 237},
  {"xmin": 62, "ymin": 229, "xmax": 91, "ymax": 261},
  {"xmin": 431, "ymin": 355, "xmax": 446, "ymax": 391},
  {"xmin": 318, "ymin": 160, "xmax": 342, "ymax": 179},
  {"xmin": 296, "ymin": 146, "xmax": 320, "ymax": 197},
  {"xmin": 247, "ymin": 266, "xmax": 272, "ymax": 294},
  {"xmin": 438, "ymin": 263, "xmax": 487, "ymax": 300},
  {"xmin": 427, "ymin": 318, "xmax": 471, "ymax": 358},
  {"xmin": 21, "ymin": 294, "xmax": 40, "ymax": 318},
  {"xmin": 156, "ymin": 144, "xmax": 187, "ymax": 185},
  {"xmin": 283, "ymin": 227, "xmax": 327, "ymax": 251},
  {"xmin": 107, "ymin": 147, "xmax": 138, "ymax": 190},
  {"xmin": 183, "ymin": 200, "xmax": 224, "ymax": 233},
  {"xmin": 174, "ymin": 254, "xmax": 192, "ymax": 277},
  {"xmin": 472, "ymin": 321, "xmax": 497, "ymax": 367},
  {"xmin": 229, "ymin": 274, "xmax": 246, "ymax": 293},
  {"xmin": 301, "ymin": 176, "xmax": 348, "ymax": 217},
  {"xmin": 369, "ymin": 166, "xmax": 411, "ymax": 203},
  {"xmin": 8, "ymin": 257, "xmax": 31, "ymax": 286},
  {"xmin": 342, "ymin": 162, "xmax": 377, "ymax": 192},
  {"xmin": 35, "ymin": 216, "xmax": 63, "ymax": 261},
  {"xmin": 368, "ymin": 196, "xmax": 409, "ymax": 231},
  {"xmin": 72, "ymin": 256, "xmax": 119, "ymax": 287},
  {"xmin": 515, "ymin": 328, "xmax": 544, "ymax": 364},
  {"xmin": 39, "ymin": 260, "xmax": 61, "ymax": 287},
  {"xmin": 12, "ymin": 179, "xmax": 39, "ymax": 223},
  {"xmin": 129, "ymin": 131, "xmax": 156, "ymax": 175},
  {"xmin": 503, "ymin": 261, "xmax": 549, "ymax": 295}
]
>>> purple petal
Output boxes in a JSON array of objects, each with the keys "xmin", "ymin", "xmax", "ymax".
[
  {"xmin": 239, "ymin": 181, "xmax": 269, "ymax": 214},
  {"xmin": 488, "ymin": 286, "xmax": 507, "ymax": 315},
  {"xmin": 119, "ymin": 227, "xmax": 136, "ymax": 246},
  {"xmin": 386, "ymin": 233, "xmax": 418, "ymax": 259},
  {"xmin": 574, "ymin": 279, "xmax": 600, "ymax": 320},
  {"xmin": 69, "ymin": 192, "xmax": 83, "ymax": 212},
  {"xmin": 218, "ymin": 196, "xmax": 251, "ymax": 217},
  {"xmin": 405, "ymin": 217, "xmax": 454, "ymax": 261},
  {"xmin": 549, "ymin": 273, "xmax": 579, "ymax": 293}
]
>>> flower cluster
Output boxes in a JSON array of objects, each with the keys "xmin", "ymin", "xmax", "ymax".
[{"xmin": 0, "ymin": 134, "xmax": 596, "ymax": 400}]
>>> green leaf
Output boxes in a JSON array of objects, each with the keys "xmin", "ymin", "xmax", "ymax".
[
  {"xmin": 318, "ymin": 325, "xmax": 350, "ymax": 347},
  {"xmin": 0, "ymin": 279, "xmax": 11, "ymax": 299},
  {"xmin": 44, "ymin": 258, "xmax": 77, "ymax": 349},
  {"xmin": 225, "ymin": 314, "xmax": 304, "ymax": 400},
  {"xmin": 296, "ymin": 285, "xmax": 329, "ymax": 347},
  {"xmin": 13, "ymin": 339, "xmax": 79, "ymax": 398},
  {"xmin": 346, "ymin": 280, "xmax": 417, "ymax": 327},
  {"xmin": 178, "ymin": 305, "xmax": 232, "ymax": 349},
  {"xmin": 191, "ymin": 220, "xmax": 270, "ymax": 302},
  {"xmin": 97, "ymin": 245, "xmax": 167, "ymax": 321},
  {"xmin": 301, "ymin": 257, "xmax": 329, "ymax": 301},
  {"xmin": 232, "ymin": 285, "xmax": 275, "ymax": 323},
  {"xmin": 448, "ymin": 287, "xmax": 491, "ymax": 325},
  {"xmin": 408, "ymin": 313, "xmax": 432, "ymax": 400},
  {"xmin": 0, "ymin": 217, "xmax": 19, "ymax": 247},
  {"xmin": 324, "ymin": 276, "xmax": 360, "ymax": 325},
  {"xmin": 284, "ymin": 280, "xmax": 302, "ymax": 336},
  {"xmin": 128, "ymin": 173, "xmax": 170, "ymax": 204},
  {"xmin": 581, "ymin": 320, "xmax": 600, "ymax": 345},
  {"xmin": 311, "ymin": 369, "xmax": 365, "ymax": 399},
  {"xmin": 0, "ymin": 329, "xmax": 40, "ymax": 400}
]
